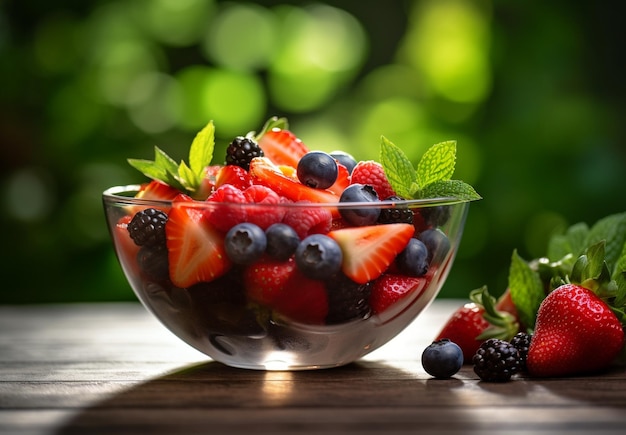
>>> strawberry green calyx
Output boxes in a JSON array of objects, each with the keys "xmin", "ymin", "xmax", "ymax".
[
  {"xmin": 128, "ymin": 121, "xmax": 215, "ymax": 200},
  {"xmin": 470, "ymin": 286, "xmax": 519, "ymax": 341},
  {"xmin": 380, "ymin": 136, "xmax": 481, "ymax": 202}
]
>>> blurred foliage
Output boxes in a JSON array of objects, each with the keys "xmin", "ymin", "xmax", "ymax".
[{"xmin": 0, "ymin": 0, "xmax": 624, "ymax": 303}]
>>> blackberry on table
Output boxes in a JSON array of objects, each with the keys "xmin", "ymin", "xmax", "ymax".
[
  {"xmin": 325, "ymin": 274, "xmax": 372, "ymax": 324},
  {"xmin": 510, "ymin": 332, "xmax": 532, "ymax": 372},
  {"xmin": 473, "ymin": 338, "xmax": 520, "ymax": 382},
  {"xmin": 225, "ymin": 136, "xmax": 264, "ymax": 170},
  {"xmin": 128, "ymin": 208, "xmax": 168, "ymax": 248},
  {"xmin": 378, "ymin": 196, "xmax": 414, "ymax": 224}
]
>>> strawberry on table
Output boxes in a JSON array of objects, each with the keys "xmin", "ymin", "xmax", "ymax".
[
  {"xmin": 327, "ymin": 223, "xmax": 415, "ymax": 284},
  {"xmin": 527, "ymin": 284, "xmax": 625, "ymax": 377},
  {"xmin": 166, "ymin": 198, "xmax": 231, "ymax": 288}
]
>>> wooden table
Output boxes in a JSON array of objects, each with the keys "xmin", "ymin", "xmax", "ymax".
[{"xmin": 1, "ymin": 301, "xmax": 625, "ymax": 434}]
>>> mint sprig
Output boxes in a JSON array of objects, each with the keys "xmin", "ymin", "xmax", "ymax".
[
  {"xmin": 380, "ymin": 136, "xmax": 481, "ymax": 201},
  {"xmin": 128, "ymin": 120, "xmax": 215, "ymax": 199}
]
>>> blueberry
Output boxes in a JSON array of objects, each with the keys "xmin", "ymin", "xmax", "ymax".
[
  {"xmin": 295, "ymin": 234, "xmax": 342, "ymax": 280},
  {"xmin": 339, "ymin": 183, "xmax": 381, "ymax": 226},
  {"xmin": 225, "ymin": 223, "xmax": 267, "ymax": 264},
  {"xmin": 329, "ymin": 151, "xmax": 357, "ymax": 174},
  {"xmin": 421, "ymin": 339, "xmax": 463, "ymax": 379},
  {"xmin": 265, "ymin": 223, "xmax": 300, "ymax": 260},
  {"xmin": 297, "ymin": 151, "xmax": 338, "ymax": 189},
  {"xmin": 396, "ymin": 238, "xmax": 429, "ymax": 277},
  {"xmin": 419, "ymin": 205, "xmax": 451, "ymax": 227},
  {"xmin": 418, "ymin": 228, "xmax": 450, "ymax": 265}
]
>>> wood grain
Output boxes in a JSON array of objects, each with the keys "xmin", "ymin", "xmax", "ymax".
[{"xmin": 1, "ymin": 302, "xmax": 625, "ymax": 435}]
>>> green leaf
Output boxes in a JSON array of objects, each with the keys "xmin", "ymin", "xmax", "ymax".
[
  {"xmin": 547, "ymin": 222, "xmax": 589, "ymax": 262},
  {"xmin": 416, "ymin": 140, "xmax": 456, "ymax": 187},
  {"xmin": 586, "ymin": 212, "xmax": 626, "ymax": 272},
  {"xmin": 189, "ymin": 120, "xmax": 215, "ymax": 179},
  {"xmin": 419, "ymin": 179, "xmax": 482, "ymax": 201},
  {"xmin": 380, "ymin": 136, "xmax": 417, "ymax": 199},
  {"xmin": 508, "ymin": 250, "xmax": 546, "ymax": 329},
  {"xmin": 127, "ymin": 158, "xmax": 165, "ymax": 182},
  {"xmin": 153, "ymin": 146, "xmax": 179, "ymax": 175},
  {"xmin": 614, "ymin": 240, "xmax": 626, "ymax": 281},
  {"xmin": 255, "ymin": 116, "xmax": 289, "ymax": 140},
  {"xmin": 177, "ymin": 161, "xmax": 197, "ymax": 191}
]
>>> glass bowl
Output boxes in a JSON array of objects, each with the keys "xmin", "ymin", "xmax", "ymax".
[{"xmin": 103, "ymin": 185, "xmax": 470, "ymax": 370}]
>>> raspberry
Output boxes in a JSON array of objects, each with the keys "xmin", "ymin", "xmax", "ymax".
[
  {"xmin": 282, "ymin": 202, "xmax": 333, "ymax": 239},
  {"xmin": 225, "ymin": 136, "xmax": 264, "ymax": 171},
  {"xmin": 128, "ymin": 208, "xmax": 168, "ymax": 248},
  {"xmin": 510, "ymin": 332, "xmax": 532, "ymax": 372},
  {"xmin": 378, "ymin": 196, "xmax": 414, "ymax": 224},
  {"xmin": 242, "ymin": 185, "xmax": 285, "ymax": 230},
  {"xmin": 206, "ymin": 185, "xmax": 248, "ymax": 231},
  {"xmin": 473, "ymin": 338, "xmax": 520, "ymax": 382},
  {"xmin": 350, "ymin": 160, "xmax": 396, "ymax": 200},
  {"xmin": 325, "ymin": 273, "xmax": 372, "ymax": 324}
]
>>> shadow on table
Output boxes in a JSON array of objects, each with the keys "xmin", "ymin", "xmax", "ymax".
[{"xmin": 54, "ymin": 360, "xmax": 475, "ymax": 434}]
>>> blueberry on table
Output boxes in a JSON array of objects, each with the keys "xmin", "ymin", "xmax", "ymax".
[
  {"xmin": 225, "ymin": 223, "xmax": 267, "ymax": 265},
  {"xmin": 421, "ymin": 338, "xmax": 464, "ymax": 379},
  {"xmin": 297, "ymin": 151, "xmax": 338, "ymax": 189}
]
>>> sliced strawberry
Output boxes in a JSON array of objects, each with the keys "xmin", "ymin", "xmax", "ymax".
[
  {"xmin": 327, "ymin": 162, "xmax": 350, "ymax": 196},
  {"xmin": 244, "ymin": 257, "xmax": 328, "ymax": 324},
  {"xmin": 166, "ymin": 201, "xmax": 231, "ymax": 288},
  {"xmin": 113, "ymin": 215, "xmax": 142, "ymax": 277},
  {"xmin": 257, "ymin": 128, "xmax": 309, "ymax": 168},
  {"xmin": 215, "ymin": 165, "xmax": 253, "ymax": 191},
  {"xmin": 249, "ymin": 157, "xmax": 340, "ymax": 213},
  {"xmin": 327, "ymin": 223, "xmax": 415, "ymax": 284},
  {"xmin": 195, "ymin": 165, "xmax": 222, "ymax": 200},
  {"xmin": 135, "ymin": 180, "xmax": 180, "ymax": 201},
  {"xmin": 240, "ymin": 185, "xmax": 285, "ymax": 230},
  {"xmin": 369, "ymin": 274, "xmax": 428, "ymax": 315}
]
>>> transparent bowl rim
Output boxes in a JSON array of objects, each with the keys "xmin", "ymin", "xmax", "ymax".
[{"xmin": 103, "ymin": 184, "xmax": 472, "ymax": 210}]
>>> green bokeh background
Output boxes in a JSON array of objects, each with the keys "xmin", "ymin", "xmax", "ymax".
[{"xmin": 1, "ymin": 0, "xmax": 624, "ymax": 303}]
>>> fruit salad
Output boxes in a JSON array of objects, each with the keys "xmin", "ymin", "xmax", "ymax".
[{"xmin": 103, "ymin": 117, "xmax": 479, "ymax": 369}]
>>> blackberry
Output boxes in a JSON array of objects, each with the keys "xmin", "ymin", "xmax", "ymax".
[
  {"xmin": 128, "ymin": 208, "xmax": 168, "ymax": 248},
  {"xmin": 225, "ymin": 136, "xmax": 264, "ymax": 170},
  {"xmin": 510, "ymin": 332, "xmax": 532, "ymax": 372},
  {"xmin": 325, "ymin": 274, "xmax": 372, "ymax": 324},
  {"xmin": 378, "ymin": 196, "xmax": 414, "ymax": 224},
  {"xmin": 472, "ymin": 338, "xmax": 520, "ymax": 382},
  {"xmin": 136, "ymin": 245, "xmax": 170, "ymax": 282}
]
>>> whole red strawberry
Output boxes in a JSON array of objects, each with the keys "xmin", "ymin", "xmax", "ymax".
[
  {"xmin": 436, "ymin": 302, "xmax": 489, "ymax": 364},
  {"xmin": 526, "ymin": 284, "xmax": 625, "ymax": 377}
]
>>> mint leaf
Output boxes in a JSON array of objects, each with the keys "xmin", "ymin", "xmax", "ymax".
[
  {"xmin": 614, "ymin": 241, "xmax": 626, "ymax": 281},
  {"xmin": 189, "ymin": 120, "xmax": 215, "ymax": 180},
  {"xmin": 380, "ymin": 136, "xmax": 417, "ymax": 199},
  {"xmin": 420, "ymin": 179, "xmax": 481, "ymax": 201},
  {"xmin": 255, "ymin": 116, "xmax": 289, "ymax": 140},
  {"xmin": 508, "ymin": 250, "xmax": 545, "ymax": 329},
  {"xmin": 416, "ymin": 140, "xmax": 456, "ymax": 187},
  {"xmin": 547, "ymin": 222, "xmax": 589, "ymax": 262},
  {"xmin": 586, "ymin": 212, "xmax": 626, "ymax": 272}
]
